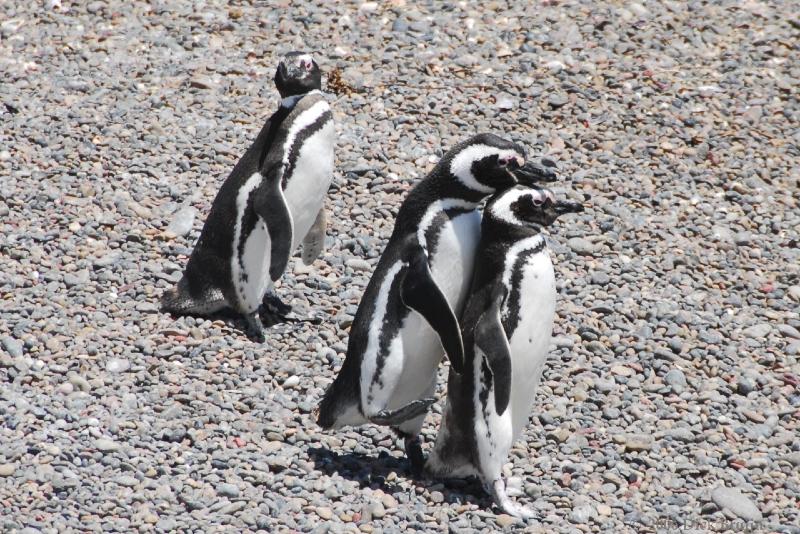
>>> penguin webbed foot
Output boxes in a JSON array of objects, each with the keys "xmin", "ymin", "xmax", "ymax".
[
  {"xmin": 488, "ymin": 478, "xmax": 535, "ymax": 520},
  {"xmin": 404, "ymin": 436, "xmax": 425, "ymax": 477},
  {"xmin": 262, "ymin": 290, "xmax": 293, "ymax": 316},
  {"xmin": 368, "ymin": 397, "xmax": 435, "ymax": 426},
  {"xmin": 244, "ymin": 311, "xmax": 266, "ymax": 342}
]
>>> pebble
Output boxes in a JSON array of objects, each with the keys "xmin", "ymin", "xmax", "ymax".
[
  {"xmin": 495, "ymin": 515, "xmax": 519, "ymax": 528},
  {"xmin": 345, "ymin": 258, "xmax": 371, "ymax": 272},
  {"xmin": 0, "ymin": 464, "xmax": 16, "ymax": 477},
  {"xmin": 106, "ymin": 358, "xmax": 130, "ymax": 373},
  {"xmin": 742, "ymin": 323, "xmax": 772, "ymax": 338},
  {"xmin": 94, "ymin": 439, "xmax": 120, "ymax": 453},
  {"xmin": 664, "ymin": 369, "xmax": 686, "ymax": 388},
  {"xmin": 1, "ymin": 337, "xmax": 23, "ymax": 358},
  {"xmin": 623, "ymin": 434, "xmax": 654, "ymax": 452},
  {"xmin": 569, "ymin": 504, "xmax": 596, "ymax": 524},
  {"xmin": 710, "ymin": 487, "xmax": 763, "ymax": 522},
  {"xmin": 166, "ymin": 206, "xmax": 197, "ymax": 237},
  {"xmin": 217, "ymin": 483, "xmax": 239, "ymax": 498},
  {"xmin": 567, "ymin": 237, "xmax": 598, "ymax": 255}
]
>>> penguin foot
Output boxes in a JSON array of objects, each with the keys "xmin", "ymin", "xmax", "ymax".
[
  {"xmin": 488, "ymin": 478, "xmax": 535, "ymax": 520},
  {"xmin": 262, "ymin": 291, "xmax": 292, "ymax": 316},
  {"xmin": 244, "ymin": 311, "xmax": 266, "ymax": 342},
  {"xmin": 369, "ymin": 397, "xmax": 436, "ymax": 426},
  {"xmin": 404, "ymin": 435, "xmax": 425, "ymax": 477}
]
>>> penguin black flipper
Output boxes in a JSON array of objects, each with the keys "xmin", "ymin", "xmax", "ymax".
[
  {"xmin": 399, "ymin": 242, "xmax": 465, "ymax": 374},
  {"xmin": 474, "ymin": 284, "xmax": 512, "ymax": 415},
  {"xmin": 253, "ymin": 164, "xmax": 294, "ymax": 282}
]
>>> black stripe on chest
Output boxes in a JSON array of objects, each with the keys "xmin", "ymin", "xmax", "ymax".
[
  {"xmin": 282, "ymin": 110, "xmax": 333, "ymax": 188},
  {"xmin": 502, "ymin": 240, "xmax": 546, "ymax": 337},
  {"xmin": 423, "ymin": 207, "xmax": 474, "ymax": 257},
  {"xmin": 235, "ymin": 194, "xmax": 261, "ymax": 282},
  {"xmin": 367, "ymin": 265, "xmax": 407, "ymax": 396}
]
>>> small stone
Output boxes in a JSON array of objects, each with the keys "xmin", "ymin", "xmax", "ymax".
[
  {"xmin": 430, "ymin": 491, "xmax": 445, "ymax": 503},
  {"xmin": 623, "ymin": 434, "xmax": 654, "ymax": 452},
  {"xmin": 94, "ymin": 438, "xmax": 120, "ymax": 453},
  {"xmin": 2, "ymin": 336, "xmax": 23, "ymax": 358},
  {"xmin": 664, "ymin": 369, "xmax": 686, "ymax": 388},
  {"xmin": 116, "ymin": 475, "xmax": 138, "ymax": 487},
  {"xmin": 68, "ymin": 373, "xmax": 91, "ymax": 392},
  {"xmin": 568, "ymin": 237, "xmax": 598, "ymax": 255},
  {"xmin": 63, "ymin": 270, "xmax": 91, "ymax": 288},
  {"xmin": 495, "ymin": 94, "xmax": 516, "ymax": 110},
  {"xmin": 610, "ymin": 365, "xmax": 634, "ymax": 377},
  {"xmin": 345, "ymin": 258, "xmax": 371, "ymax": 272},
  {"xmin": 596, "ymin": 504, "xmax": 612, "ymax": 516},
  {"xmin": 282, "ymin": 376, "xmax": 300, "ymax": 388},
  {"xmin": 710, "ymin": 486, "xmax": 763, "ymax": 522},
  {"xmin": 217, "ymin": 483, "xmax": 239, "ymax": 498},
  {"xmin": 106, "ymin": 358, "xmax": 130, "ymax": 373},
  {"xmin": 548, "ymin": 93, "xmax": 569, "ymax": 108},
  {"xmin": 778, "ymin": 324, "xmax": 800, "ymax": 340},
  {"xmin": 569, "ymin": 504, "xmax": 597, "ymax": 524},
  {"xmin": 782, "ymin": 452, "xmax": 800, "ymax": 467},
  {"xmin": 737, "ymin": 378, "xmax": 756, "ymax": 395},
  {"xmin": 591, "ymin": 272, "xmax": 611, "ymax": 286},
  {"xmin": 742, "ymin": 323, "xmax": 772, "ymax": 339},
  {"xmin": 316, "ymin": 506, "xmax": 333, "ymax": 520},
  {"xmin": 496, "ymin": 514, "xmax": 519, "ymax": 528},
  {"xmin": 0, "ymin": 464, "xmax": 16, "ymax": 477},
  {"xmin": 166, "ymin": 206, "xmax": 197, "ymax": 237},
  {"xmin": 664, "ymin": 427, "xmax": 695, "ymax": 443},
  {"xmin": 370, "ymin": 502, "xmax": 386, "ymax": 519}
]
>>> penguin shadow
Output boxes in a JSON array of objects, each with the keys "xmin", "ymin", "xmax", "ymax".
[
  {"xmin": 163, "ymin": 306, "xmax": 322, "ymax": 342},
  {"xmin": 307, "ymin": 446, "xmax": 491, "ymax": 508}
]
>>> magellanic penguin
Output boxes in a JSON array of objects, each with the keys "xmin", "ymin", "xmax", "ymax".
[
  {"xmin": 316, "ymin": 134, "xmax": 558, "ymax": 473},
  {"xmin": 425, "ymin": 186, "xmax": 584, "ymax": 518},
  {"xmin": 161, "ymin": 52, "xmax": 335, "ymax": 340}
]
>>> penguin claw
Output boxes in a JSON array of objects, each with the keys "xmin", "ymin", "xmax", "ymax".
[
  {"xmin": 369, "ymin": 397, "xmax": 435, "ymax": 426},
  {"xmin": 489, "ymin": 478, "xmax": 536, "ymax": 520}
]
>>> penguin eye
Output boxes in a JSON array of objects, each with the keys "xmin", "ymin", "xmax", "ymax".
[{"xmin": 532, "ymin": 196, "xmax": 545, "ymax": 207}]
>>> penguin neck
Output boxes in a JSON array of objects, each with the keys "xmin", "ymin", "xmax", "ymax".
[
  {"xmin": 483, "ymin": 216, "xmax": 545, "ymax": 245},
  {"xmin": 280, "ymin": 89, "xmax": 320, "ymax": 109}
]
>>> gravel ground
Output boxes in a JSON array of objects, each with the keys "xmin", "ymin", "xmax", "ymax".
[{"xmin": 1, "ymin": 1, "xmax": 799, "ymax": 532}]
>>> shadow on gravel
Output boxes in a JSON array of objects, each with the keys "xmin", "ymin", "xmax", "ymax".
[{"xmin": 308, "ymin": 446, "xmax": 490, "ymax": 506}]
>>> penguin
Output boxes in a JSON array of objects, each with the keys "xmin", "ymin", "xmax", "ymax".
[
  {"xmin": 315, "ymin": 133, "xmax": 559, "ymax": 473},
  {"xmin": 161, "ymin": 52, "xmax": 335, "ymax": 340},
  {"xmin": 425, "ymin": 186, "xmax": 584, "ymax": 518}
]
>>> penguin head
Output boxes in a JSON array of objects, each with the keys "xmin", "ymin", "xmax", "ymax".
[
  {"xmin": 447, "ymin": 133, "xmax": 558, "ymax": 196},
  {"xmin": 275, "ymin": 52, "xmax": 322, "ymax": 97},
  {"xmin": 487, "ymin": 187, "xmax": 584, "ymax": 230}
]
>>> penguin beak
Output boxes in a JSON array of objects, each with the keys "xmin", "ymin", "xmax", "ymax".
[
  {"xmin": 553, "ymin": 200, "xmax": 584, "ymax": 215},
  {"xmin": 513, "ymin": 159, "xmax": 558, "ymax": 186}
]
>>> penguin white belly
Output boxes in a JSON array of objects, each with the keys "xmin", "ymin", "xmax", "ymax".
[
  {"xmin": 391, "ymin": 211, "xmax": 481, "ymax": 405},
  {"xmin": 506, "ymin": 252, "xmax": 556, "ymax": 442},
  {"xmin": 283, "ymin": 120, "xmax": 335, "ymax": 251},
  {"xmin": 236, "ymin": 219, "xmax": 273, "ymax": 313}
]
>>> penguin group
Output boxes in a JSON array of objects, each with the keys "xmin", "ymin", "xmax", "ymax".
[{"xmin": 161, "ymin": 52, "xmax": 585, "ymax": 519}]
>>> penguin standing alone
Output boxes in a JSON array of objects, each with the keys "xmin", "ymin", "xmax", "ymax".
[
  {"xmin": 425, "ymin": 186, "xmax": 583, "ymax": 518},
  {"xmin": 161, "ymin": 52, "xmax": 335, "ymax": 340},
  {"xmin": 316, "ymin": 134, "xmax": 558, "ymax": 472}
]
